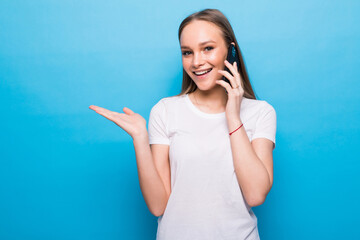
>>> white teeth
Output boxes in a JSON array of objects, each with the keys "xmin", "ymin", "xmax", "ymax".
[{"xmin": 194, "ymin": 69, "xmax": 212, "ymax": 75}]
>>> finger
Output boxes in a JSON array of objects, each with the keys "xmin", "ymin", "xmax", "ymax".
[
  {"xmin": 89, "ymin": 105, "xmax": 98, "ymax": 111},
  {"xmin": 234, "ymin": 61, "xmax": 243, "ymax": 85},
  {"xmin": 218, "ymin": 69, "xmax": 237, "ymax": 89},
  {"xmin": 96, "ymin": 110, "xmax": 130, "ymax": 127},
  {"xmin": 234, "ymin": 61, "xmax": 245, "ymax": 88},
  {"xmin": 89, "ymin": 105, "xmax": 134, "ymax": 133},
  {"xmin": 90, "ymin": 105, "xmax": 133, "ymax": 121},
  {"xmin": 95, "ymin": 110, "xmax": 116, "ymax": 122},
  {"xmin": 89, "ymin": 105, "xmax": 112, "ymax": 114},
  {"xmin": 123, "ymin": 107, "xmax": 134, "ymax": 115},
  {"xmin": 89, "ymin": 105, "xmax": 117, "ymax": 121},
  {"xmin": 216, "ymin": 79, "xmax": 232, "ymax": 93},
  {"xmin": 224, "ymin": 60, "xmax": 241, "ymax": 86}
]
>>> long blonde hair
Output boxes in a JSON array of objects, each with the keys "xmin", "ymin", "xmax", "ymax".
[{"xmin": 176, "ymin": 9, "xmax": 257, "ymax": 99}]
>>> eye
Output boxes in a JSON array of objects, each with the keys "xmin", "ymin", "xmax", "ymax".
[{"xmin": 182, "ymin": 47, "xmax": 213, "ymax": 56}]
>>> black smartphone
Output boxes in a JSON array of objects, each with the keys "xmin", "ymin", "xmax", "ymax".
[{"xmin": 222, "ymin": 44, "xmax": 240, "ymax": 85}]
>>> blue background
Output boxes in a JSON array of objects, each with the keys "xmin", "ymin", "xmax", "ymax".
[{"xmin": 1, "ymin": 0, "xmax": 359, "ymax": 239}]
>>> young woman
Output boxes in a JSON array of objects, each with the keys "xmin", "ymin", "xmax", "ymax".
[{"xmin": 89, "ymin": 8, "xmax": 276, "ymax": 240}]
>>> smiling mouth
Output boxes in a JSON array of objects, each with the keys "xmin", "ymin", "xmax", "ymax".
[{"xmin": 193, "ymin": 68, "xmax": 213, "ymax": 76}]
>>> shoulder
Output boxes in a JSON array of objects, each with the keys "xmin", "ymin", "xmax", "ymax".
[
  {"xmin": 151, "ymin": 94, "xmax": 187, "ymax": 110},
  {"xmin": 242, "ymin": 97, "xmax": 276, "ymax": 114}
]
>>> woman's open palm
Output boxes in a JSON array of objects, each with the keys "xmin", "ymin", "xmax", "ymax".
[{"xmin": 89, "ymin": 105, "xmax": 147, "ymax": 139}]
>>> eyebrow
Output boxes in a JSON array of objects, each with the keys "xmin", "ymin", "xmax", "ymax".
[{"xmin": 181, "ymin": 40, "xmax": 216, "ymax": 49}]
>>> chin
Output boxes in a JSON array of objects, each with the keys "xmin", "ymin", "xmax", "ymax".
[{"xmin": 195, "ymin": 81, "xmax": 218, "ymax": 91}]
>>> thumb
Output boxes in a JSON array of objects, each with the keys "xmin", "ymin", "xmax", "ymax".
[{"xmin": 123, "ymin": 107, "xmax": 134, "ymax": 115}]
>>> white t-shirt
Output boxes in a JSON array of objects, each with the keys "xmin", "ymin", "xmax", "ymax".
[{"xmin": 148, "ymin": 93, "xmax": 276, "ymax": 240}]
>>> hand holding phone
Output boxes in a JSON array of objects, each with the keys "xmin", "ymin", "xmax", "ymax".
[{"xmin": 222, "ymin": 43, "xmax": 240, "ymax": 85}]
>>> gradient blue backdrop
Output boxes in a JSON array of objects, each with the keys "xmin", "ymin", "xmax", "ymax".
[{"xmin": 1, "ymin": 0, "xmax": 359, "ymax": 239}]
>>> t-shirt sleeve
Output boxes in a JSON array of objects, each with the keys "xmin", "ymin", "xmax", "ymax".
[
  {"xmin": 148, "ymin": 99, "xmax": 170, "ymax": 145},
  {"xmin": 251, "ymin": 102, "xmax": 277, "ymax": 149}
]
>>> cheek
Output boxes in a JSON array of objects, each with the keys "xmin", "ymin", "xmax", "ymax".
[
  {"xmin": 207, "ymin": 51, "xmax": 226, "ymax": 65},
  {"xmin": 182, "ymin": 59, "xmax": 190, "ymax": 68},
  {"xmin": 182, "ymin": 60, "xmax": 193, "ymax": 75}
]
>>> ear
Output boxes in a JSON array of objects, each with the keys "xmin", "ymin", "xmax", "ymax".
[{"xmin": 231, "ymin": 42, "xmax": 235, "ymax": 47}]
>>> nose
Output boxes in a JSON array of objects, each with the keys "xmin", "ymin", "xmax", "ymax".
[{"xmin": 192, "ymin": 52, "xmax": 205, "ymax": 69}]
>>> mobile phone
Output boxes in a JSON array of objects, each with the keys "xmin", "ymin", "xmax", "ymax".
[{"xmin": 222, "ymin": 44, "xmax": 240, "ymax": 85}]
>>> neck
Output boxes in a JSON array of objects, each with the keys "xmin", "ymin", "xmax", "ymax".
[{"xmin": 192, "ymin": 86, "xmax": 228, "ymax": 111}]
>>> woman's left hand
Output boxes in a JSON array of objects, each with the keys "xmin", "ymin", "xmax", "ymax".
[{"xmin": 216, "ymin": 59, "xmax": 244, "ymax": 124}]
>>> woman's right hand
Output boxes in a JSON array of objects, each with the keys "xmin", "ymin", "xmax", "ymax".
[{"xmin": 89, "ymin": 105, "xmax": 147, "ymax": 139}]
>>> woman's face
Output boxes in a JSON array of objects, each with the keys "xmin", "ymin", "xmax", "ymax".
[{"xmin": 180, "ymin": 20, "xmax": 230, "ymax": 91}]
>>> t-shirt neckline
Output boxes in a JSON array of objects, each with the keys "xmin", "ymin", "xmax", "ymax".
[{"xmin": 185, "ymin": 93, "xmax": 226, "ymax": 119}]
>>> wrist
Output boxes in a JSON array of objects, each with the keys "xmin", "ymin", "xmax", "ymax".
[
  {"xmin": 132, "ymin": 131, "xmax": 149, "ymax": 142},
  {"xmin": 227, "ymin": 118, "xmax": 243, "ymax": 130},
  {"xmin": 229, "ymin": 123, "xmax": 243, "ymax": 136}
]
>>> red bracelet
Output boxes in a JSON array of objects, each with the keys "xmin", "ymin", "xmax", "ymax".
[{"xmin": 229, "ymin": 123, "xmax": 243, "ymax": 136}]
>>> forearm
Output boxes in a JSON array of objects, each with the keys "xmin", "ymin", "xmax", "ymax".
[
  {"xmin": 228, "ymin": 119, "xmax": 271, "ymax": 207},
  {"xmin": 133, "ymin": 134, "xmax": 169, "ymax": 216}
]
